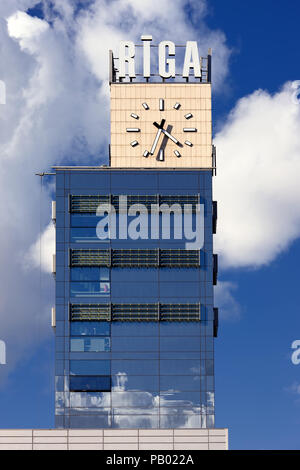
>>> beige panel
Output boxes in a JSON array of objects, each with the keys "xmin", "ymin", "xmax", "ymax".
[
  {"xmin": 209, "ymin": 443, "xmax": 228, "ymax": 450},
  {"xmin": 0, "ymin": 437, "xmax": 32, "ymax": 444},
  {"xmin": 139, "ymin": 429, "xmax": 173, "ymax": 436},
  {"xmin": 104, "ymin": 436, "xmax": 138, "ymax": 444},
  {"xmin": 174, "ymin": 436, "xmax": 210, "ymax": 443},
  {"xmin": 68, "ymin": 444, "xmax": 102, "ymax": 450},
  {"xmin": 33, "ymin": 444, "xmax": 68, "ymax": 450},
  {"xmin": 0, "ymin": 429, "xmax": 32, "ymax": 436},
  {"xmin": 68, "ymin": 429, "xmax": 103, "ymax": 436},
  {"xmin": 110, "ymin": 83, "xmax": 212, "ymax": 168},
  {"xmin": 174, "ymin": 443, "xmax": 209, "ymax": 450},
  {"xmin": 103, "ymin": 429, "xmax": 138, "ymax": 436},
  {"xmin": 33, "ymin": 430, "xmax": 67, "ymax": 437},
  {"xmin": 174, "ymin": 428, "xmax": 209, "ymax": 436},
  {"xmin": 33, "ymin": 437, "xmax": 68, "ymax": 444},
  {"xmin": 103, "ymin": 443, "xmax": 139, "ymax": 450},
  {"xmin": 139, "ymin": 443, "xmax": 174, "ymax": 450},
  {"xmin": 68, "ymin": 436, "xmax": 103, "ymax": 444},
  {"xmin": 0, "ymin": 444, "xmax": 32, "ymax": 450},
  {"xmin": 139, "ymin": 436, "xmax": 173, "ymax": 443}
]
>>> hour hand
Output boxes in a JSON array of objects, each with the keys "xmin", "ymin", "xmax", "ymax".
[{"xmin": 153, "ymin": 119, "xmax": 165, "ymax": 130}]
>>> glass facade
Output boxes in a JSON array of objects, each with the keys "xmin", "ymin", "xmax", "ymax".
[{"xmin": 54, "ymin": 169, "xmax": 217, "ymax": 429}]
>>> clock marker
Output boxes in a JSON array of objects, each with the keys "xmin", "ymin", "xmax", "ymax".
[
  {"xmin": 185, "ymin": 140, "xmax": 193, "ymax": 147},
  {"xmin": 158, "ymin": 149, "xmax": 164, "ymax": 161},
  {"xmin": 142, "ymin": 102, "xmax": 149, "ymax": 110},
  {"xmin": 126, "ymin": 128, "xmax": 140, "ymax": 132},
  {"xmin": 174, "ymin": 150, "xmax": 181, "ymax": 158},
  {"xmin": 183, "ymin": 128, "xmax": 197, "ymax": 132},
  {"xmin": 130, "ymin": 113, "xmax": 139, "ymax": 119},
  {"xmin": 185, "ymin": 113, "xmax": 193, "ymax": 120},
  {"xmin": 159, "ymin": 99, "xmax": 164, "ymax": 111},
  {"xmin": 143, "ymin": 150, "xmax": 149, "ymax": 158},
  {"xmin": 130, "ymin": 140, "xmax": 139, "ymax": 147},
  {"xmin": 174, "ymin": 102, "xmax": 181, "ymax": 110}
]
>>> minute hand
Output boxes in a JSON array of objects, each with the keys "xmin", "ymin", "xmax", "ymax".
[
  {"xmin": 160, "ymin": 129, "xmax": 179, "ymax": 145},
  {"xmin": 150, "ymin": 128, "xmax": 162, "ymax": 155}
]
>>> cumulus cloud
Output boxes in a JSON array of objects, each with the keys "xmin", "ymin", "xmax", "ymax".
[
  {"xmin": 0, "ymin": 0, "xmax": 231, "ymax": 379},
  {"xmin": 7, "ymin": 10, "xmax": 49, "ymax": 42},
  {"xmin": 214, "ymin": 81, "xmax": 300, "ymax": 268},
  {"xmin": 26, "ymin": 222, "xmax": 55, "ymax": 273},
  {"xmin": 214, "ymin": 281, "xmax": 241, "ymax": 321}
]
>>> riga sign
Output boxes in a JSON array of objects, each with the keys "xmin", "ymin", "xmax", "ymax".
[{"xmin": 118, "ymin": 35, "xmax": 204, "ymax": 80}]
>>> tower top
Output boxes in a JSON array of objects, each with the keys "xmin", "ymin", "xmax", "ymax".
[{"xmin": 109, "ymin": 36, "xmax": 212, "ymax": 84}]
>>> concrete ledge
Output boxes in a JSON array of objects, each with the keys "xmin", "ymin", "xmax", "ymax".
[{"xmin": 0, "ymin": 428, "xmax": 228, "ymax": 450}]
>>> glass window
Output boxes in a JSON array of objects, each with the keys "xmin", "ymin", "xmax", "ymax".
[
  {"xmin": 160, "ymin": 359, "xmax": 200, "ymax": 375},
  {"xmin": 71, "ymin": 227, "xmax": 106, "ymax": 243},
  {"xmin": 111, "ymin": 374, "xmax": 159, "ymax": 392},
  {"xmin": 70, "ymin": 392, "xmax": 111, "ymax": 408},
  {"xmin": 160, "ymin": 375, "xmax": 201, "ymax": 392},
  {"xmin": 70, "ymin": 360, "xmax": 110, "ymax": 376},
  {"xmin": 111, "ymin": 360, "xmax": 158, "ymax": 376},
  {"xmin": 69, "ymin": 415, "xmax": 111, "ymax": 428},
  {"xmin": 69, "ymin": 376, "xmax": 111, "ymax": 392},
  {"xmin": 160, "ymin": 337, "xmax": 201, "ymax": 352},
  {"xmin": 111, "ymin": 337, "xmax": 158, "ymax": 352},
  {"xmin": 111, "ymin": 322, "xmax": 158, "ymax": 337},
  {"xmin": 70, "ymin": 282, "xmax": 110, "ymax": 297},
  {"xmin": 70, "ymin": 337, "xmax": 110, "ymax": 352},
  {"xmin": 71, "ymin": 267, "xmax": 110, "ymax": 282},
  {"xmin": 71, "ymin": 214, "xmax": 101, "ymax": 227},
  {"xmin": 71, "ymin": 322, "xmax": 110, "ymax": 336}
]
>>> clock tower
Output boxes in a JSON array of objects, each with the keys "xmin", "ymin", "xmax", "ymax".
[{"xmin": 51, "ymin": 36, "xmax": 228, "ymax": 449}]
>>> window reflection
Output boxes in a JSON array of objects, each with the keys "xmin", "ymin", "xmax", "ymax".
[{"xmin": 70, "ymin": 337, "xmax": 110, "ymax": 352}]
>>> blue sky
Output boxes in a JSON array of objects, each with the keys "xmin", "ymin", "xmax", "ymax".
[{"xmin": 0, "ymin": 0, "xmax": 300, "ymax": 450}]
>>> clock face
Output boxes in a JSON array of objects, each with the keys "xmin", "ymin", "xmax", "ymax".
[
  {"xmin": 110, "ymin": 83, "xmax": 212, "ymax": 168},
  {"xmin": 126, "ymin": 99, "xmax": 198, "ymax": 162}
]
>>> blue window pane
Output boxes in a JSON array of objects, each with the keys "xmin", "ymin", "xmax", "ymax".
[
  {"xmin": 71, "ymin": 322, "xmax": 110, "ymax": 336},
  {"xmin": 111, "ymin": 322, "xmax": 159, "ymax": 337},
  {"xmin": 70, "ymin": 360, "xmax": 110, "ymax": 376},
  {"xmin": 111, "ymin": 360, "xmax": 158, "ymax": 375},
  {"xmin": 71, "ymin": 227, "xmax": 109, "ymax": 243},
  {"xmin": 70, "ymin": 337, "xmax": 110, "ymax": 352},
  {"xmin": 111, "ymin": 337, "xmax": 158, "ymax": 352},
  {"xmin": 70, "ymin": 376, "xmax": 111, "ymax": 392},
  {"xmin": 111, "ymin": 375, "xmax": 159, "ymax": 391},
  {"xmin": 160, "ymin": 375, "xmax": 201, "ymax": 391},
  {"xmin": 71, "ymin": 214, "xmax": 101, "ymax": 228},
  {"xmin": 160, "ymin": 359, "xmax": 200, "ymax": 375},
  {"xmin": 160, "ymin": 337, "xmax": 201, "ymax": 351},
  {"xmin": 70, "ymin": 282, "xmax": 110, "ymax": 297},
  {"xmin": 71, "ymin": 267, "xmax": 110, "ymax": 281},
  {"xmin": 70, "ymin": 392, "xmax": 111, "ymax": 408}
]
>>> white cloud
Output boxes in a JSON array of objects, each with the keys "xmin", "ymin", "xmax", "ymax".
[
  {"xmin": 214, "ymin": 281, "xmax": 241, "ymax": 321},
  {"xmin": 0, "ymin": 0, "xmax": 231, "ymax": 379},
  {"xmin": 7, "ymin": 10, "xmax": 49, "ymax": 42},
  {"xmin": 26, "ymin": 222, "xmax": 55, "ymax": 273},
  {"xmin": 214, "ymin": 81, "xmax": 300, "ymax": 268}
]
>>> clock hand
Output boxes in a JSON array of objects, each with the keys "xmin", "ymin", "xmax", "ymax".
[
  {"xmin": 149, "ymin": 119, "xmax": 166, "ymax": 155},
  {"xmin": 153, "ymin": 119, "xmax": 166, "ymax": 130},
  {"xmin": 153, "ymin": 121, "xmax": 180, "ymax": 145},
  {"xmin": 160, "ymin": 128, "xmax": 179, "ymax": 145},
  {"xmin": 150, "ymin": 128, "xmax": 163, "ymax": 155}
]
